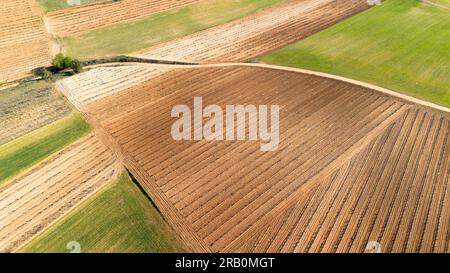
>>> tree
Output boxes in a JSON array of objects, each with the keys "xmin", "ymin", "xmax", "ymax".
[{"xmin": 52, "ymin": 53, "xmax": 73, "ymax": 70}]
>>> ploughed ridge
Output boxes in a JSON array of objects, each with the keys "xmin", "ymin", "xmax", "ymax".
[
  {"xmin": 0, "ymin": 0, "xmax": 53, "ymax": 83},
  {"xmin": 60, "ymin": 65, "xmax": 450, "ymax": 253}
]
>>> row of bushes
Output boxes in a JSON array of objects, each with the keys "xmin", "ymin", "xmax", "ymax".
[
  {"xmin": 33, "ymin": 54, "xmax": 197, "ymax": 81},
  {"xmin": 80, "ymin": 55, "xmax": 197, "ymax": 66},
  {"xmin": 33, "ymin": 54, "xmax": 83, "ymax": 81}
]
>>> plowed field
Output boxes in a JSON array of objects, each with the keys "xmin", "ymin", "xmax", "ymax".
[
  {"xmin": 138, "ymin": 0, "xmax": 369, "ymax": 62},
  {"xmin": 0, "ymin": 81, "xmax": 71, "ymax": 145},
  {"xmin": 61, "ymin": 65, "xmax": 449, "ymax": 252},
  {"xmin": 0, "ymin": 134, "xmax": 119, "ymax": 252},
  {"xmin": 0, "ymin": 0, "xmax": 53, "ymax": 83}
]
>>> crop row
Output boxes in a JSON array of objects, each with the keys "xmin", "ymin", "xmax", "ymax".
[{"xmin": 0, "ymin": 134, "xmax": 119, "ymax": 252}]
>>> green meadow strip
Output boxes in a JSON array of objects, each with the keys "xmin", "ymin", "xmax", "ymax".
[
  {"xmin": 0, "ymin": 113, "xmax": 91, "ymax": 185},
  {"xmin": 21, "ymin": 173, "xmax": 184, "ymax": 253},
  {"xmin": 262, "ymin": 0, "xmax": 450, "ymax": 107}
]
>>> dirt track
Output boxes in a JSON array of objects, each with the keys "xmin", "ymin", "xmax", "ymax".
[
  {"xmin": 0, "ymin": 134, "xmax": 120, "ymax": 252},
  {"xmin": 7, "ymin": 0, "xmax": 448, "ymax": 252},
  {"xmin": 62, "ymin": 65, "xmax": 449, "ymax": 252},
  {"xmin": 74, "ymin": 62, "xmax": 450, "ymax": 113},
  {"xmin": 53, "ymin": 0, "xmax": 368, "ymax": 107}
]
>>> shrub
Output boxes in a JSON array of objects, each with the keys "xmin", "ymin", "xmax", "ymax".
[
  {"xmin": 52, "ymin": 53, "xmax": 73, "ymax": 70},
  {"xmin": 41, "ymin": 68, "xmax": 52, "ymax": 80},
  {"xmin": 32, "ymin": 67, "xmax": 53, "ymax": 80},
  {"xmin": 70, "ymin": 59, "xmax": 83, "ymax": 73}
]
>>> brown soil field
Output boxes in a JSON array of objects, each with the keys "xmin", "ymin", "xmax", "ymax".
[
  {"xmin": 46, "ymin": 0, "xmax": 200, "ymax": 37},
  {"xmin": 60, "ymin": 65, "xmax": 449, "ymax": 252},
  {"xmin": 0, "ymin": 81, "xmax": 72, "ymax": 145},
  {"xmin": 0, "ymin": 134, "xmax": 120, "ymax": 252},
  {"xmin": 138, "ymin": 0, "xmax": 369, "ymax": 62},
  {"xmin": 0, "ymin": 0, "xmax": 53, "ymax": 83},
  {"xmin": 57, "ymin": 0, "xmax": 371, "ymax": 109},
  {"xmin": 58, "ymin": 65, "xmax": 172, "ymax": 108}
]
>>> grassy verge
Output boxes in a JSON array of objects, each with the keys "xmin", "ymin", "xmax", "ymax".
[
  {"xmin": 20, "ymin": 173, "xmax": 184, "ymax": 253},
  {"xmin": 63, "ymin": 0, "xmax": 286, "ymax": 59},
  {"xmin": 262, "ymin": 0, "xmax": 450, "ymax": 107},
  {"xmin": 0, "ymin": 113, "xmax": 90, "ymax": 185},
  {"xmin": 430, "ymin": 0, "xmax": 449, "ymax": 8},
  {"xmin": 36, "ymin": 0, "xmax": 106, "ymax": 13}
]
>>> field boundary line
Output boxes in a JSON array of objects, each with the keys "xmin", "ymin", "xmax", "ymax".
[
  {"xmin": 84, "ymin": 62, "xmax": 450, "ymax": 113},
  {"xmin": 0, "ymin": 133, "xmax": 122, "ymax": 252},
  {"xmin": 223, "ymin": 104, "xmax": 411, "ymax": 251},
  {"xmin": 61, "ymin": 93, "xmax": 211, "ymax": 252},
  {"xmin": 0, "ymin": 133, "xmax": 92, "ymax": 193},
  {"xmin": 244, "ymin": 63, "xmax": 450, "ymax": 113},
  {"xmin": 419, "ymin": 0, "xmax": 450, "ymax": 11},
  {"xmin": 13, "ymin": 170, "xmax": 121, "ymax": 253}
]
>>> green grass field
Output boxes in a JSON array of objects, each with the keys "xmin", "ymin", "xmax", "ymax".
[
  {"xmin": 63, "ymin": 0, "xmax": 285, "ymax": 59},
  {"xmin": 262, "ymin": 0, "xmax": 450, "ymax": 107},
  {"xmin": 0, "ymin": 113, "xmax": 90, "ymax": 186},
  {"xmin": 21, "ymin": 173, "xmax": 184, "ymax": 253},
  {"xmin": 430, "ymin": 0, "xmax": 450, "ymax": 8},
  {"xmin": 36, "ymin": 0, "xmax": 105, "ymax": 13}
]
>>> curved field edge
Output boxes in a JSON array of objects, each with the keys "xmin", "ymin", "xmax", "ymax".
[
  {"xmin": 261, "ymin": 0, "xmax": 450, "ymax": 107},
  {"xmin": 62, "ymin": 0, "xmax": 287, "ymax": 60},
  {"xmin": 20, "ymin": 172, "xmax": 184, "ymax": 253},
  {"xmin": 0, "ymin": 113, "xmax": 91, "ymax": 185},
  {"xmin": 78, "ymin": 65, "xmax": 449, "ymax": 252}
]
